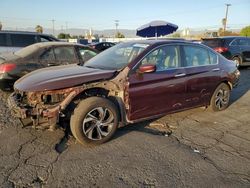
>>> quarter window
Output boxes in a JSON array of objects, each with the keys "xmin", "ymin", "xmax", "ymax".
[
  {"xmin": 141, "ymin": 45, "xmax": 180, "ymax": 71},
  {"xmin": 183, "ymin": 46, "xmax": 210, "ymax": 67}
]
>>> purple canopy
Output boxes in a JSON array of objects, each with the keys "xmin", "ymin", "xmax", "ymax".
[{"xmin": 136, "ymin": 20, "xmax": 178, "ymax": 38}]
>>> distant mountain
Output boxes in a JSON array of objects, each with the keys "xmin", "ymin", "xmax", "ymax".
[
  {"xmin": 4, "ymin": 27, "xmax": 137, "ymax": 37},
  {"xmin": 3, "ymin": 27, "xmax": 241, "ymax": 38}
]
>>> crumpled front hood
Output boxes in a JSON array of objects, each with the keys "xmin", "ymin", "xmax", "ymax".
[{"xmin": 14, "ymin": 64, "xmax": 116, "ymax": 92}]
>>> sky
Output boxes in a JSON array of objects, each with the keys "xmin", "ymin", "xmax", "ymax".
[{"xmin": 0, "ymin": 0, "xmax": 249, "ymax": 31}]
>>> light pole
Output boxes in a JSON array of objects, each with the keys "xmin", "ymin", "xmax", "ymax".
[
  {"xmin": 115, "ymin": 20, "xmax": 119, "ymax": 37},
  {"xmin": 51, "ymin": 19, "xmax": 55, "ymax": 35},
  {"xmin": 223, "ymin": 4, "xmax": 231, "ymax": 35}
]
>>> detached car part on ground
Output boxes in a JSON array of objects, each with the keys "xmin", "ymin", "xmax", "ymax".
[
  {"xmin": 8, "ymin": 40, "xmax": 240, "ymax": 145},
  {"xmin": 0, "ymin": 42, "xmax": 98, "ymax": 90}
]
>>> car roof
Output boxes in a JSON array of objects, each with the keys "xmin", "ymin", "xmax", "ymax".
[
  {"xmin": 90, "ymin": 42, "xmax": 115, "ymax": 45},
  {"xmin": 202, "ymin": 36, "xmax": 249, "ymax": 40},
  {"xmin": 122, "ymin": 39, "xmax": 192, "ymax": 45},
  {"xmin": 0, "ymin": 30, "xmax": 55, "ymax": 37},
  {"xmin": 30, "ymin": 42, "xmax": 86, "ymax": 48}
]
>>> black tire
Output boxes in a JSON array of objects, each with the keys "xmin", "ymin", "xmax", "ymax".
[
  {"xmin": 210, "ymin": 83, "xmax": 230, "ymax": 112},
  {"xmin": 232, "ymin": 56, "xmax": 242, "ymax": 66},
  {"xmin": 70, "ymin": 97, "xmax": 119, "ymax": 145}
]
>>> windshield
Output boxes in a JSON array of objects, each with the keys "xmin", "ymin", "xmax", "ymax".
[
  {"xmin": 15, "ymin": 44, "xmax": 39, "ymax": 57},
  {"xmin": 84, "ymin": 42, "xmax": 149, "ymax": 70}
]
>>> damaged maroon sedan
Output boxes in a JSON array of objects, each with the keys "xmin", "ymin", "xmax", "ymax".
[{"xmin": 8, "ymin": 40, "xmax": 240, "ymax": 145}]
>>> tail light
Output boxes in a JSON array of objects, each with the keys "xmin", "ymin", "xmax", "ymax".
[
  {"xmin": 0, "ymin": 64, "xmax": 16, "ymax": 73},
  {"xmin": 213, "ymin": 47, "xmax": 228, "ymax": 53}
]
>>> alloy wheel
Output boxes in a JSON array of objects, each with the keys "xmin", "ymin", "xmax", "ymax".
[
  {"xmin": 82, "ymin": 107, "xmax": 114, "ymax": 140},
  {"xmin": 215, "ymin": 88, "xmax": 230, "ymax": 110}
]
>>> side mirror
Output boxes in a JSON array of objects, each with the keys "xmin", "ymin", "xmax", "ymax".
[{"xmin": 138, "ymin": 64, "xmax": 156, "ymax": 73}]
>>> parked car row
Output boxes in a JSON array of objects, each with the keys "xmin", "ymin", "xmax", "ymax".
[
  {"xmin": 201, "ymin": 36, "xmax": 250, "ymax": 66},
  {"xmin": 8, "ymin": 39, "xmax": 240, "ymax": 145},
  {"xmin": 0, "ymin": 42, "xmax": 98, "ymax": 90}
]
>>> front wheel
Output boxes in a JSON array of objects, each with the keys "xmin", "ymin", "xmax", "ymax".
[
  {"xmin": 210, "ymin": 83, "xmax": 230, "ymax": 111},
  {"xmin": 70, "ymin": 97, "xmax": 119, "ymax": 145}
]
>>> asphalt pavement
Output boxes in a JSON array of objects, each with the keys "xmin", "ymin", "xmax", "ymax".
[{"xmin": 0, "ymin": 68, "xmax": 249, "ymax": 188}]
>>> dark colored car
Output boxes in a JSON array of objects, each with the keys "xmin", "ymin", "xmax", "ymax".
[
  {"xmin": 89, "ymin": 42, "xmax": 115, "ymax": 52},
  {"xmin": 0, "ymin": 42, "xmax": 98, "ymax": 90},
  {"xmin": 0, "ymin": 30, "xmax": 59, "ymax": 54},
  {"xmin": 8, "ymin": 40, "xmax": 240, "ymax": 145},
  {"xmin": 202, "ymin": 36, "xmax": 250, "ymax": 66}
]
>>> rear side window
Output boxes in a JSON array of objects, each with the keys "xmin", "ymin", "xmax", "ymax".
[
  {"xmin": 231, "ymin": 38, "xmax": 250, "ymax": 46},
  {"xmin": 10, "ymin": 34, "xmax": 36, "ymax": 47},
  {"xmin": 183, "ymin": 46, "xmax": 210, "ymax": 67},
  {"xmin": 0, "ymin": 33, "xmax": 7, "ymax": 46},
  {"xmin": 54, "ymin": 47, "xmax": 75, "ymax": 61},
  {"xmin": 202, "ymin": 39, "xmax": 224, "ymax": 48},
  {"xmin": 238, "ymin": 39, "xmax": 248, "ymax": 46}
]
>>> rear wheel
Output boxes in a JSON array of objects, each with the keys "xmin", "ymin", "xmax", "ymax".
[
  {"xmin": 232, "ymin": 56, "xmax": 242, "ymax": 66},
  {"xmin": 210, "ymin": 83, "xmax": 230, "ymax": 111},
  {"xmin": 70, "ymin": 97, "xmax": 119, "ymax": 145}
]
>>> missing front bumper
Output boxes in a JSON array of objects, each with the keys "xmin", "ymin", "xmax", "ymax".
[{"xmin": 8, "ymin": 93, "xmax": 59, "ymax": 130}]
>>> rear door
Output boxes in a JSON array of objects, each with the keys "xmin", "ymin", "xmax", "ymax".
[
  {"xmin": 127, "ymin": 45, "xmax": 187, "ymax": 121},
  {"xmin": 182, "ymin": 44, "xmax": 221, "ymax": 107}
]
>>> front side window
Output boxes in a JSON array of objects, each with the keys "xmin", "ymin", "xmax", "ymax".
[
  {"xmin": 54, "ymin": 47, "xmax": 75, "ymax": 61},
  {"xmin": 141, "ymin": 45, "xmax": 180, "ymax": 71},
  {"xmin": 78, "ymin": 47, "xmax": 97, "ymax": 62},
  {"xmin": 183, "ymin": 46, "xmax": 210, "ymax": 67}
]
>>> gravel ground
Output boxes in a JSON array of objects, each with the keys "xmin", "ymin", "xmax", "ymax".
[{"xmin": 0, "ymin": 68, "xmax": 249, "ymax": 188}]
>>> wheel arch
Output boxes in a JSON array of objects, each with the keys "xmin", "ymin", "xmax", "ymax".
[{"xmin": 64, "ymin": 87, "xmax": 126, "ymax": 125}]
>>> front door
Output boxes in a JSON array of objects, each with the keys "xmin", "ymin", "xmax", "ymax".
[{"xmin": 127, "ymin": 45, "xmax": 187, "ymax": 121}]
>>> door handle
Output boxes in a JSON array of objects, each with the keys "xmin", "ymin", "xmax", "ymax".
[
  {"xmin": 212, "ymin": 68, "xmax": 220, "ymax": 72},
  {"xmin": 174, "ymin": 73, "xmax": 186, "ymax": 77}
]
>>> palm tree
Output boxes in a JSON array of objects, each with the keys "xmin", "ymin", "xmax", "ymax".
[{"xmin": 35, "ymin": 25, "xmax": 43, "ymax": 33}]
